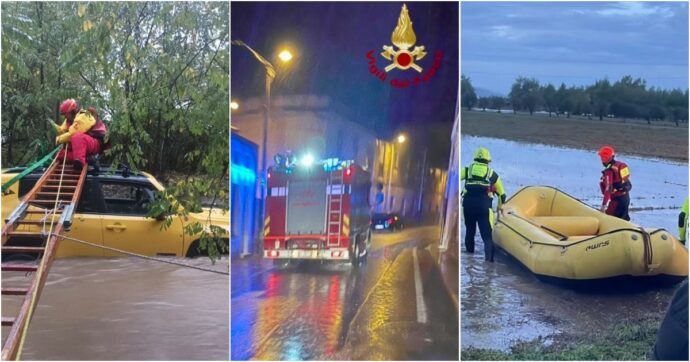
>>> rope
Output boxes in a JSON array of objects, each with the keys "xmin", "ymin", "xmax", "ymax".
[
  {"xmin": 53, "ymin": 234, "xmax": 229, "ymax": 276},
  {"xmin": 639, "ymin": 227, "xmax": 654, "ymax": 272},
  {"xmin": 16, "ymin": 145, "xmax": 68, "ymax": 361}
]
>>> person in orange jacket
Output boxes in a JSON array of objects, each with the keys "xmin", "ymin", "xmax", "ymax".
[
  {"xmin": 54, "ymin": 99, "xmax": 107, "ymax": 171},
  {"xmin": 598, "ymin": 145, "xmax": 632, "ymax": 221}
]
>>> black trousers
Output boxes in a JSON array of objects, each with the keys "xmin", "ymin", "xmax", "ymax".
[
  {"xmin": 463, "ymin": 197, "xmax": 494, "ymax": 261},
  {"xmin": 609, "ymin": 193, "xmax": 630, "ymax": 221}
]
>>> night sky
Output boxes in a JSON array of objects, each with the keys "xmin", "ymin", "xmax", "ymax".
[{"xmin": 231, "ymin": 2, "xmax": 459, "ymax": 145}]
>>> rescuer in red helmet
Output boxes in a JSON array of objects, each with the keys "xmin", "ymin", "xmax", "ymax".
[
  {"xmin": 54, "ymin": 99, "xmax": 108, "ymax": 171},
  {"xmin": 598, "ymin": 145, "xmax": 632, "ymax": 220}
]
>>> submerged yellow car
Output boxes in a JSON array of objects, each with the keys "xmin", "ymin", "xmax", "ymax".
[{"xmin": 1, "ymin": 166, "xmax": 229, "ymax": 258}]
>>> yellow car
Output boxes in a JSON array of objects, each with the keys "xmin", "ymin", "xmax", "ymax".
[{"xmin": 2, "ymin": 166, "xmax": 229, "ymax": 258}]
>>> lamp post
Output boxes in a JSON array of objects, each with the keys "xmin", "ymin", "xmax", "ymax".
[
  {"xmin": 231, "ymin": 40, "xmax": 276, "ymax": 191},
  {"xmin": 417, "ymin": 146, "xmax": 428, "ymax": 222},
  {"xmin": 231, "ymin": 40, "xmax": 293, "ymax": 256},
  {"xmin": 386, "ymin": 133, "xmax": 406, "ymax": 213}
]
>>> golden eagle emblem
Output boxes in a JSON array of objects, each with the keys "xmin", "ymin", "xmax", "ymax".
[{"xmin": 381, "ymin": 4, "xmax": 426, "ymax": 72}]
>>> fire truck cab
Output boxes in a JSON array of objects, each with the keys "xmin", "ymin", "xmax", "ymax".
[{"xmin": 263, "ymin": 156, "xmax": 372, "ymax": 266}]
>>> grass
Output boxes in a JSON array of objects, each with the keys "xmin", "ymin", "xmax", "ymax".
[
  {"xmin": 461, "ymin": 317, "xmax": 659, "ymax": 361},
  {"xmin": 461, "ymin": 110, "xmax": 689, "ymax": 162}
]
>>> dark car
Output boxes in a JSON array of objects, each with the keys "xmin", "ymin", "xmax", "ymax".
[{"xmin": 371, "ymin": 213, "xmax": 403, "ymax": 232}]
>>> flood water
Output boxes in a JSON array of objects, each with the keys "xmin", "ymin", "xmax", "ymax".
[
  {"xmin": 2, "ymin": 257, "xmax": 229, "ymax": 360},
  {"xmin": 460, "ymin": 136, "xmax": 687, "ymax": 351}
]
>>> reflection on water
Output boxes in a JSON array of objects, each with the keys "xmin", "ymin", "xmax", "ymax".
[
  {"xmin": 233, "ymin": 264, "xmax": 352, "ymax": 361},
  {"xmin": 1, "ymin": 257, "xmax": 229, "ymax": 360},
  {"xmin": 461, "ymin": 242, "xmax": 559, "ymax": 351}
]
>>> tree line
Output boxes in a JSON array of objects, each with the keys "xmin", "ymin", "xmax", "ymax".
[{"xmin": 461, "ymin": 75, "xmax": 689, "ymax": 126}]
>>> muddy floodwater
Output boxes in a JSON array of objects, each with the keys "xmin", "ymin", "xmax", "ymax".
[
  {"xmin": 2, "ymin": 257, "xmax": 229, "ymax": 360},
  {"xmin": 461, "ymin": 136, "xmax": 687, "ymax": 351}
]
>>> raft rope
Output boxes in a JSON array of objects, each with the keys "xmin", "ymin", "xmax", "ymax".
[
  {"xmin": 51, "ymin": 234, "xmax": 229, "ymax": 276},
  {"xmin": 639, "ymin": 227, "xmax": 654, "ymax": 272},
  {"xmin": 16, "ymin": 145, "xmax": 68, "ymax": 361}
]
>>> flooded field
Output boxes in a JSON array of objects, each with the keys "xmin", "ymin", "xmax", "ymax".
[
  {"xmin": 460, "ymin": 136, "xmax": 687, "ymax": 352},
  {"xmin": 2, "ymin": 256, "xmax": 229, "ymax": 360}
]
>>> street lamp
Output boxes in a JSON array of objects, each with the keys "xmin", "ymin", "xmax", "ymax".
[
  {"xmin": 387, "ymin": 133, "xmax": 407, "ymax": 213},
  {"xmin": 278, "ymin": 49, "xmax": 293, "ymax": 62},
  {"xmin": 231, "ymin": 39, "xmax": 294, "ymax": 255},
  {"xmin": 231, "ymin": 39, "xmax": 276, "ymax": 185},
  {"xmin": 230, "ymin": 101, "xmax": 239, "ymax": 110}
]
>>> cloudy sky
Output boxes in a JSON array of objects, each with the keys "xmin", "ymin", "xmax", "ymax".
[{"xmin": 461, "ymin": 2, "xmax": 689, "ymax": 95}]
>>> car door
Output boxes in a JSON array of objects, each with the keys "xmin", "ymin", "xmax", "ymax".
[
  {"xmin": 60, "ymin": 179, "xmax": 105, "ymax": 257},
  {"xmin": 99, "ymin": 179, "xmax": 184, "ymax": 257}
]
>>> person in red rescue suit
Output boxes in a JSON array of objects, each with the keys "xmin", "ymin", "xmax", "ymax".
[
  {"xmin": 54, "ymin": 99, "xmax": 107, "ymax": 171},
  {"xmin": 598, "ymin": 145, "xmax": 632, "ymax": 221}
]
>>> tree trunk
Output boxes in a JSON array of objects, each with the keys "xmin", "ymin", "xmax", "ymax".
[{"xmin": 157, "ymin": 107, "xmax": 164, "ymax": 173}]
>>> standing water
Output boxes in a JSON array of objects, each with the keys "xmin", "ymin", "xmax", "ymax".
[
  {"xmin": 2, "ymin": 257, "xmax": 229, "ymax": 360},
  {"xmin": 461, "ymin": 136, "xmax": 687, "ymax": 351}
]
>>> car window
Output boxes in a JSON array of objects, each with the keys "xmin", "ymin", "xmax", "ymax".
[
  {"xmin": 18, "ymin": 177, "xmax": 39, "ymax": 198},
  {"xmin": 76, "ymin": 180, "xmax": 99, "ymax": 213},
  {"xmin": 100, "ymin": 182, "xmax": 156, "ymax": 216}
]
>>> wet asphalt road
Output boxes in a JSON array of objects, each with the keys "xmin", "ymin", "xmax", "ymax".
[{"xmin": 230, "ymin": 226, "xmax": 458, "ymax": 360}]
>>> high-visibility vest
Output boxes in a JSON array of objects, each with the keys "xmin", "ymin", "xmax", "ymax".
[{"xmin": 463, "ymin": 162, "xmax": 497, "ymax": 196}]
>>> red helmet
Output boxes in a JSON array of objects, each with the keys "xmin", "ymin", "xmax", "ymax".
[
  {"xmin": 598, "ymin": 145, "xmax": 615, "ymax": 163},
  {"xmin": 59, "ymin": 99, "xmax": 78, "ymax": 115}
]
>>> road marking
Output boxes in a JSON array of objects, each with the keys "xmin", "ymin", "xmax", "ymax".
[{"xmin": 412, "ymin": 247, "xmax": 427, "ymax": 324}]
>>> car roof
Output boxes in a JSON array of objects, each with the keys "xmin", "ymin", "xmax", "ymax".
[{"xmin": 2, "ymin": 165, "xmax": 153, "ymax": 182}]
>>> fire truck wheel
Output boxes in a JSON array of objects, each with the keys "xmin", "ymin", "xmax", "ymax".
[{"xmin": 350, "ymin": 236, "xmax": 361, "ymax": 268}]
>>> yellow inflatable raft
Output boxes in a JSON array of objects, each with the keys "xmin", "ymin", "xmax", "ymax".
[{"xmin": 493, "ymin": 186, "xmax": 688, "ymax": 285}]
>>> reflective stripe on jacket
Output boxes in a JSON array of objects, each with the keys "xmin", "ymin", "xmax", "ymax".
[{"xmin": 461, "ymin": 162, "xmax": 506, "ymax": 205}]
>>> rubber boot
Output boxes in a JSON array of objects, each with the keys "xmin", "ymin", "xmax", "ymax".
[{"xmin": 88, "ymin": 155, "xmax": 101, "ymax": 175}]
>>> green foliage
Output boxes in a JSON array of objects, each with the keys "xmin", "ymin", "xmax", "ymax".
[
  {"xmin": 461, "ymin": 74, "xmax": 478, "ymax": 111},
  {"xmin": 146, "ymin": 173, "xmax": 229, "ymax": 262},
  {"xmin": 3, "ymin": 2, "xmax": 230, "ymax": 260},
  {"xmin": 509, "ymin": 77, "xmax": 541, "ymax": 115},
  {"xmin": 486, "ymin": 75, "xmax": 688, "ymax": 125},
  {"xmin": 461, "ymin": 317, "xmax": 659, "ymax": 361}
]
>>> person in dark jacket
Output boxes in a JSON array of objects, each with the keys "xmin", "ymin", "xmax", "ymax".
[
  {"xmin": 653, "ymin": 279, "xmax": 688, "ymax": 360},
  {"xmin": 461, "ymin": 147, "xmax": 506, "ymax": 262}
]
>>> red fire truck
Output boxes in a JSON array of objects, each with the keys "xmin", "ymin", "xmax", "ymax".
[{"xmin": 263, "ymin": 156, "xmax": 372, "ymax": 266}]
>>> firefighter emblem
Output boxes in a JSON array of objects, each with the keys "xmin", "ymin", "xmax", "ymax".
[{"xmin": 381, "ymin": 4, "xmax": 426, "ymax": 73}]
